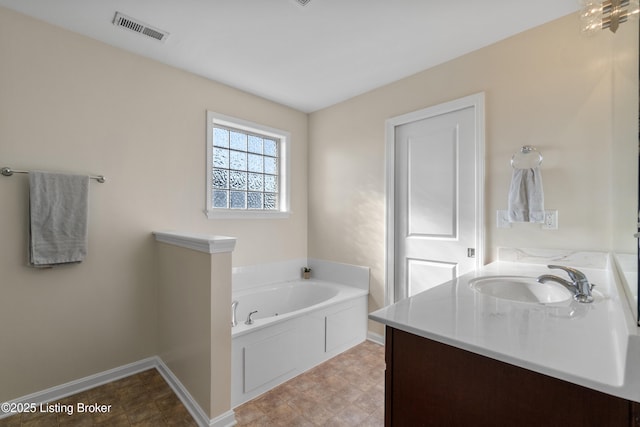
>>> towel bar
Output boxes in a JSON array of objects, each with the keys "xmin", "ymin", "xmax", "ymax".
[{"xmin": 1, "ymin": 167, "xmax": 106, "ymax": 183}]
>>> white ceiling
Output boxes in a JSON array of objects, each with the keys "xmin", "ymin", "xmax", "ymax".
[{"xmin": 0, "ymin": 0, "xmax": 579, "ymax": 112}]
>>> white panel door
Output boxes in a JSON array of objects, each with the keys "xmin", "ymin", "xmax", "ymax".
[{"xmin": 393, "ymin": 102, "xmax": 480, "ymax": 300}]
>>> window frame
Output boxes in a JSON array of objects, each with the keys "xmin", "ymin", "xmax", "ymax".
[{"xmin": 205, "ymin": 111, "xmax": 290, "ymax": 219}]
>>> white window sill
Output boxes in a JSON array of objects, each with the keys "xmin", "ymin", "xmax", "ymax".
[{"xmin": 205, "ymin": 209, "xmax": 291, "ymax": 220}]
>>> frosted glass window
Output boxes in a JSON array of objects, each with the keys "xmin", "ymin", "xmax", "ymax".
[
  {"xmin": 230, "ymin": 151, "xmax": 247, "ymax": 171},
  {"xmin": 213, "ymin": 190, "xmax": 227, "ymax": 208},
  {"xmin": 207, "ymin": 111, "xmax": 289, "ymax": 218},
  {"xmin": 247, "ymin": 192, "xmax": 263, "ymax": 209},
  {"xmin": 213, "ymin": 169, "xmax": 228, "ymax": 189},
  {"xmin": 213, "ymin": 147, "xmax": 229, "ymax": 168},
  {"xmin": 230, "ymin": 131, "xmax": 247, "ymax": 151},
  {"xmin": 248, "ymin": 135, "xmax": 263, "ymax": 154},
  {"xmin": 264, "ymin": 175, "xmax": 277, "ymax": 192},
  {"xmin": 214, "ymin": 128, "xmax": 229, "ymax": 148},
  {"xmin": 248, "ymin": 173, "xmax": 263, "ymax": 191},
  {"xmin": 264, "ymin": 157, "xmax": 277, "ymax": 175},
  {"xmin": 211, "ymin": 124, "xmax": 280, "ymax": 211},
  {"xmin": 248, "ymin": 154, "xmax": 264, "ymax": 173},
  {"xmin": 264, "ymin": 139, "xmax": 277, "ymax": 157}
]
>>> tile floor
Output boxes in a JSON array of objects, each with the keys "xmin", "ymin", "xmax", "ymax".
[
  {"xmin": 0, "ymin": 340, "xmax": 385, "ymax": 427},
  {"xmin": 0, "ymin": 369, "xmax": 197, "ymax": 427},
  {"xmin": 234, "ymin": 340, "xmax": 385, "ymax": 426}
]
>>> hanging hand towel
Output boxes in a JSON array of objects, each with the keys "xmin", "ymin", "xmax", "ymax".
[
  {"xmin": 29, "ymin": 171, "xmax": 90, "ymax": 266},
  {"xmin": 507, "ymin": 167, "xmax": 544, "ymax": 223}
]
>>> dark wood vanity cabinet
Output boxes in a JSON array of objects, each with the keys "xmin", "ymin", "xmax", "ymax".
[{"xmin": 385, "ymin": 326, "xmax": 639, "ymax": 426}]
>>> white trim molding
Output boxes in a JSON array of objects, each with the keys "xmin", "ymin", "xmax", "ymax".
[
  {"xmin": 153, "ymin": 231, "xmax": 237, "ymax": 254},
  {"xmin": 367, "ymin": 331, "xmax": 385, "ymax": 346},
  {"xmin": 208, "ymin": 410, "xmax": 237, "ymax": 427},
  {"xmin": 384, "ymin": 92, "xmax": 486, "ymax": 306}
]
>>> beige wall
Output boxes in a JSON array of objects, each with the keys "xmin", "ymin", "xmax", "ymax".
[
  {"xmin": 0, "ymin": 6, "xmax": 307, "ymax": 402},
  {"xmin": 156, "ymin": 242, "xmax": 232, "ymax": 419},
  {"xmin": 308, "ymin": 14, "xmax": 637, "ymax": 335},
  {"xmin": 156, "ymin": 244, "xmax": 213, "ymax": 416},
  {"xmin": 209, "ymin": 252, "xmax": 233, "ymax": 417},
  {"xmin": 0, "ymin": 3, "xmax": 637, "ymax": 404}
]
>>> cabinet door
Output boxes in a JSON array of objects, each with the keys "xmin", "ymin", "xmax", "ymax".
[
  {"xmin": 632, "ymin": 401, "xmax": 640, "ymax": 427},
  {"xmin": 386, "ymin": 327, "xmax": 631, "ymax": 427}
]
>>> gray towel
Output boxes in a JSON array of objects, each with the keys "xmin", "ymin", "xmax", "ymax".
[
  {"xmin": 29, "ymin": 171, "xmax": 89, "ymax": 266},
  {"xmin": 507, "ymin": 167, "xmax": 544, "ymax": 223}
]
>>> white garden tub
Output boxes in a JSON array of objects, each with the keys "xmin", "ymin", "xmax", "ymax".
[
  {"xmin": 231, "ymin": 280, "xmax": 366, "ymax": 337},
  {"xmin": 231, "ymin": 280, "xmax": 368, "ymax": 406}
]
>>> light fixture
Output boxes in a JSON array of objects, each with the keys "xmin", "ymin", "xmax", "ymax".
[{"xmin": 580, "ymin": 0, "xmax": 640, "ymax": 33}]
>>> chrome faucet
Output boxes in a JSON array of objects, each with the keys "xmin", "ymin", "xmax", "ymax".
[
  {"xmin": 537, "ymin": 265, "xmax": 594, "ymax": 303},
  {"xmin": 245, "ymin": 310, "xmax": 258, "ymax": 325},
  {"xmin": 231, "ymin": 300, "xmax": 239, "ymax": 327}
]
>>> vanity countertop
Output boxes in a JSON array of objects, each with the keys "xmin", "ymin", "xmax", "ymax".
[{"xmin": 369, "ymin": 257, "xmax": 640, "ymax": 402}]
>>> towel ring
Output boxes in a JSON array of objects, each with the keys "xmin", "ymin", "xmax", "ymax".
[{"xmin": 511, "ymin": 145, "xmax": 543, "ymax": 169}]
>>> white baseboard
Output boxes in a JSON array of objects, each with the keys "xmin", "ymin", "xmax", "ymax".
[
  {"xmin": 209, "ymin": 410, "xmax": 237, "ymax": 427},
  {"xmin": 367, "ymin": 331, "xmax": 385, "ymax": 346},
  {"xmin": 0, "ymin": 357, "xmax": 157, "ymax": 420},
  {"xmin": 154, "ymin": 359, "xmax": 210, "ymax": 427},
  {"xmin": 0, "ymin": 357, "xmax": 237, "ymax": 427},
  {"xmin": 155, "ymin": 359, "xmax": 236, "ymax": 427}
]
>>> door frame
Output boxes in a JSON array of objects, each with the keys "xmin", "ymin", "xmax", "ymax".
[{"xmin": 384, "ymin": 92, "xmax": 486, "ymax": 305}]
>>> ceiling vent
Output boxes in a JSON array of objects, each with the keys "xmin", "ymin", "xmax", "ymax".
[{"xmin": 112, "ymin": 12, "xmax": 169, "ymax": 42}]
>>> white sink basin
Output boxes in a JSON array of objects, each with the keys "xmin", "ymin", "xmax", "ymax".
[{"xmin": 469, "ymin": 275, "xmax": 574, "ymax": 304}]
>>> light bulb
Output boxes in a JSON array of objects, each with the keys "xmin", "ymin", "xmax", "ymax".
[
  {"xmin": 579, "ymin": 0, "xmax": 603, "ymax": 33},
  {"xmin": 581, "ymin": 18, "xmax": 604, "ymax": 34}
]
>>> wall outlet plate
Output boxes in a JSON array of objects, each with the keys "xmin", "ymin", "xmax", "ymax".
[{"xmin": 542, "ymin": 210, "xmax": 558, "ymax": 229}]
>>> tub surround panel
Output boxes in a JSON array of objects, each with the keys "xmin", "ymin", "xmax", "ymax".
[
  {"xmin": 243, "ymin": 329, "xmax": 297, "ymax": 392},
  {"xmin": 233, "ymin": 258, "xmax": 370, "ymax": 292},
  {"xmin": 370, "ymin": 254, "xmax": 640, "ymax": 402},
  {"xmin": 326, "ymin": 303, "xmax": 366, "ymax": 352},
  {"xmin": 232, "ymin": 258, "xmax": 308, "ymax": 291},
  {"xmin": 231, "ymin": 295, "xmax": 367, "ymax": 407}
]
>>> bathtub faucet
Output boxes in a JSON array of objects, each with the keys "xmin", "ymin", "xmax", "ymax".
[
  {"xmin": 231, "ymin": 300, "xmax": 239, "ymax": 327},
  {"xmin": 245, "ymin": 310, "xmax": 258, "ymax": 325}
]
